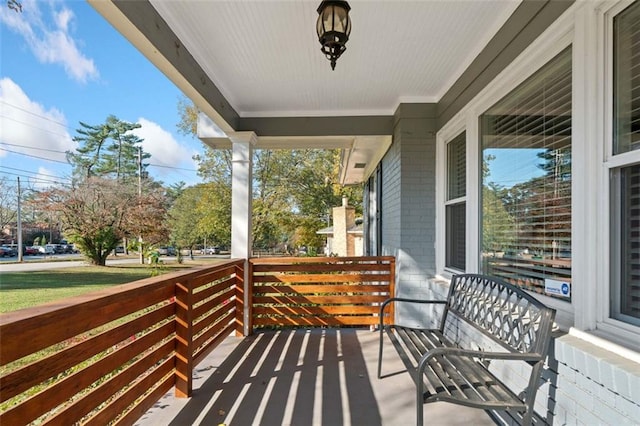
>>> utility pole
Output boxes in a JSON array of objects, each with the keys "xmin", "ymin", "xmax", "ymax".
[
  {"xmin": 17, "ymin": 177, "xmax": 23, "ymax": 262},
  {"xmin": 138, "ymin": 146, "xmax": 144, "ymax": 264}
]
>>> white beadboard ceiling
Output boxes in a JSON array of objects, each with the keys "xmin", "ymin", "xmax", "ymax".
[{"xmin": 149, "ymin": 0, "xmax": 520, "ymax": 118}]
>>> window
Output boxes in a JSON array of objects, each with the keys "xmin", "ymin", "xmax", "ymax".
[
  {"xmin": 480, "ymin": 47, "xmax": 572, "ymax": 300},
  {"xmin": 611, "ymin": 1, "xmax": 640, "ymax": 326},
  {"xmin": 446, "ymin": 132, "xmax": 466, "ymax": 270},
  {"xmin": 365, "ymin": 164, "xmax": 382, "ymax": 256}
]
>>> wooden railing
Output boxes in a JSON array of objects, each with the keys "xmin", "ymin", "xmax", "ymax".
[
  {"xmin": 249, "ymin": 256, "xmax": 395, "ymax": 330},
  {"xmin": 0, "ymin": 256, "xmax": 395, "ymax": 424},
  {"xmin": 0, "ymin": 260, "xmax": 244, "ymax": 425}
]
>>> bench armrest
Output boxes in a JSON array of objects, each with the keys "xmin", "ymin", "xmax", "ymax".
[
  {"xmin": 379, "ymin": 297, "xmax": 447, "ymax": 328},
  {"xmin": 417, "ymin": 346, "xmax": 543, "ymax": 375}
]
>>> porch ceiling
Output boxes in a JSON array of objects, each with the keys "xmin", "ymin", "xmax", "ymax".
[{"xmin": 90, "ymin": 0, "xmax": 521, "ymax": 184}]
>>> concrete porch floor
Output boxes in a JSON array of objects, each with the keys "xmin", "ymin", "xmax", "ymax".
[{"xmin": 136, "ymin": 329, "xmax": 497, "ymax": 426}]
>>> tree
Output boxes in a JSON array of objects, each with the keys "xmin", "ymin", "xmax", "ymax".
[
  {"xmin": 127, "ymin": 182, "xmax": 171, "ymax": 247},
  {"xmin": 103, "ymin": 115, "xmax": 146, "ymax": 181},
  {"xmin": 482, "ymin": 182, "xmax": 515, "ymax": 255},
  {"xmin": 7, "ymin": 0, "xmax": 22, "ymax": 13},
  {"xmin": 168, "ymin": 184, "xmax": 208, "ymax": 251},
  {"xmin": 196, "ymin": 182, "xmax": 232, "ymax": 247},
  {"xmin": 176, "ymin": 96, "xmax": 199, "ymax": 137},
  {"xmin": 177, "ymin": 98, "xmax": 364, "ymax": 254},
  {"xmin": 67, "ymin": 115, "xmax": 149, "ymax": 182},
  {"xmin": 0, "ymin": 177, "xmax": 17, "ymax": 235},
  {"xmin": 47, "ymin": 177, "xmax": 169, "ymax": 266}
]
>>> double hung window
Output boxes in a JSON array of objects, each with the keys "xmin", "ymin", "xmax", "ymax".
[
  {"xmin": 446, "ymin": 132, "xmax": 466, "ymax": 270},
  {"xmin": 611, "ymin": 1, "xmax": 640, "ymax": 326}
]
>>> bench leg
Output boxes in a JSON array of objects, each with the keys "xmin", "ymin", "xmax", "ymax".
[
  {"xmin": 377, "ymin": 326, "xmax": 384, "ymax": 378},
  {"xmin": 415, "ymin": 362, "xmax": 424, "ymax": 426},
  {"xmin": 416, "ymin": 374, "xmax": 424, "ymax": 426}
]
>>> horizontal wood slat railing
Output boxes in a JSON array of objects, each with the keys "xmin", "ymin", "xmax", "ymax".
[
  {"xmin": 249, "ymin": 256, "xmax": 395, "ymax": 330},
  {"xmin": 0, "ymin": 259, "xmax": 244, "ymax": 426},
  {"xmin": 1, "ymin": 255, "xmax": 395, "ymax": 424}
]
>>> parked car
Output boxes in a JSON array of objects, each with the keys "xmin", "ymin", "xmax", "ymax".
[
  {"xmin": 157, "ymin": 246, "xmax": 176, "ymax": 256},
  {"xmin": 204, "ymin": 246, "xmax": 220, "ymax": 255},
  {"xmin": 0, "ymin": 246, "xmax": 17, "ymax": 257},
  {"xmin": 50, "ymin": 244, "xmax": 65, "ymax": 254},
  {"xmin": 61, "ymin": 243, "xmax": 77, "ymax": 253},
  {"xmin": 24, "ymin": 246, "xmax": 39, "ymax": 256},
  {"xmin": 36, "ymin": 245, "xmax": 55, "ymax": 255}
]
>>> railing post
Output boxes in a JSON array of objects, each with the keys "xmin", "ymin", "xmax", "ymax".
[
  {"xmin": 236, "ymin": 259, "xmax": 253, "ymax": 336},
  {"xmin": 235, "ymin": 262, "xmax": 245, "ymax": 336},
  {"xmin": 174, "ymin": 279, "xmax": 193, "ymax": 398},
  {"xmin": 387, "ymin": 258, "xmax": 396, "ymax": 325},
  {"xmin": 247, "ymin": 259, "xmax": 254, "ymax": 334}
]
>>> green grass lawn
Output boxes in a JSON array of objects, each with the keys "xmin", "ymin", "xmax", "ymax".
[{"xmin": 0, "ymin": 261, "xmax": 213, "ymax": 313}]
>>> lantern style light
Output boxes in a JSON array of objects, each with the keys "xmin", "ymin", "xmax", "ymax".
[{"xmin": 316, "ymin": 1, "xmax": 351, "ymax": 70}]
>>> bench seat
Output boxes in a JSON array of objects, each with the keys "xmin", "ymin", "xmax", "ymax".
[
  {"xmin": 378, "ymin": 274, "xmax": 556, "ymax": 426},
  {"xmin": 386, "ymin": 325, "xmax": 526, "ymax": 410}
]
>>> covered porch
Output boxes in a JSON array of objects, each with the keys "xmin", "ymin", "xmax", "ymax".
[
  {"xmin": 5, "ymin": 0, "xmax": 640, "ymax": 424},
  {"xmin": 136, "ymin": 328, "xmax": 494, "ymax": 426}
]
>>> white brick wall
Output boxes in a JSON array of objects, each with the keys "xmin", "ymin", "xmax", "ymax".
[{"xmin": 549, "ymin": 335, "xmax": 640, "ymax": 425}]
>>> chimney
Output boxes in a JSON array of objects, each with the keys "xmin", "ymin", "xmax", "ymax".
[{"xmin": 333, "ymin": 198, "xmax": 356, "ymax": 256}]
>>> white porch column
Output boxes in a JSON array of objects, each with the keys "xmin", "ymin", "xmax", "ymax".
[
  {"xmin": 229, "ymin": 132, "xmax": 256, "ymax": 336},
  {"xmin": 229, "ymin": 132, "xmax": 256, "ymax": 259}
]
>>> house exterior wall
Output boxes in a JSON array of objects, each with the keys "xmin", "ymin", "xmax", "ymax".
[
  {"xmin": 373, "ymin": 2, "xmax": 640, "ymax": 423},
  {"xmin": 378, "ymin": 104, "xmax": 442, "ymax": 323}
]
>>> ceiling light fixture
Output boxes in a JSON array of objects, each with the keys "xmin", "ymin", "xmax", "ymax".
[{"xmin": 316, "ymin": 1, "xmax": 351, "ymax": 70}]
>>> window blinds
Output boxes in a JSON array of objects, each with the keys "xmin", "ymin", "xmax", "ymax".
[{"xmin": 480, "ymin": 47, "xmax": 572, "ymax": 298}]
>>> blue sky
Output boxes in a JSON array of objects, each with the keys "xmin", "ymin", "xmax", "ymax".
[{"xmin": 0, "ymin": 0, "xmax": 204, "ymax": 190}]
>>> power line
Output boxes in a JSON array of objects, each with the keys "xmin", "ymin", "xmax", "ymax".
[
  {"xmin": 0, "ymin": 146, "xmax": 69, "ymax": 164},
  {"xmin": 147, "ymin": 163, "xmax": 198, "ymax": 172},
  {"xmin": 0, "ymin": 170, "xmax": 69, "ymax": 186},
  {"xmin": 0, "ymin": 165, "xmax": 71, "ymax": 181},
  {"xmin": 0, "ymin": 142, "xmax": 199, "ymax": 172},
  {"xmin": 0, "ymin": 141, "xmax": 70, "ymax": 154},
  {"xmin": 0, "ymin": 114, "xmax": 71, "ymax": 139},
  {"xmin": 0, "ymin": 100, "xmax": 69, "ymax": 128}
]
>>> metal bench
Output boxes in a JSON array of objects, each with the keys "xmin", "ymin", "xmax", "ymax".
[{"xmin": 378, "ymin": 274, "xmax": 556, "ymax": 426}]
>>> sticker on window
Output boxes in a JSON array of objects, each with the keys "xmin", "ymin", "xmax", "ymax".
[{"xmin": 544, "ymin": 278, "xmax": 570, "ymax": 298}]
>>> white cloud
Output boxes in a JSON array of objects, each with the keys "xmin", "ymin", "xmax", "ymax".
[
  {"xmin": 133, "ymin": 118, "xmax": 196, "ymax": 175},
  {"xmin": 0, "ymin": 78, "xmax": 74, "ymax": 162},
  {"xmin": 31, "ymin": 166, "xmax": 65, "ymax": 189},
  {"xmin": 0, "ymin": 0, "xmax": 98, "ymax": 83}
]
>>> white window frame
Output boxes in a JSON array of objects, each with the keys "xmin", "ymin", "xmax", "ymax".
[
  {"xmin": 594, "ymin": 0, "xmax": 640, "ymax": 348},
  {"xmin": 436, "ymin": 114, "xmax": 472, "ymax": 278},
  {"xmin": 436, "ymin": 6, "xmax": 576, "ymax": 325},
  {"xmin": 435, "ymin": 0, "xmax": 640, "ymax": 354}
]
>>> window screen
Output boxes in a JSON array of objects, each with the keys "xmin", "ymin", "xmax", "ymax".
[{"xmin": 480, "ymin": 47, "xmax": 572, "ymax": 299}]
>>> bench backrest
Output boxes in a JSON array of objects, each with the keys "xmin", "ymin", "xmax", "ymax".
[{"xmin": 443, "ymin": 274, "xmax": 556, "ymax": 357}]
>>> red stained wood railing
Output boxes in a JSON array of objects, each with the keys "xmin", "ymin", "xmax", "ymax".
[
  {"xmin": 0, "ymin": 256, "xmax": 395, "ymax": 424},
  {"xmin": 0, "ymin": 260, "xmax": 244, "ymax": 425},
  {"xmin": 249, "ymin": 256, "xmax": 395, "ymax": 331}
]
